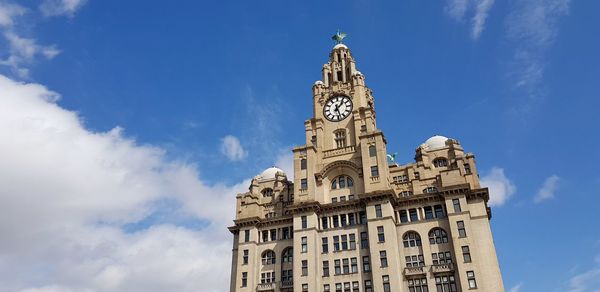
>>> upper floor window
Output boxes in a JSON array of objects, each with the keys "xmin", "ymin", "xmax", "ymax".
[
  {"xmin": 300, "ymin": 158, "xmax": 307, "ymax": 170},
  {"xmin": 262, "ymin": 188, "xmax": 273, "ymax": 197},
  {"xmin": 282, "ymin": 247, "xmax": 293, "ymax": 263},
  {"xmin": 262, "ymin": 250, "xmax": 276, "ymax": 265},
  {"xmin": 331, "ymin": 175, "xmax": 354, "ymax": 189},
  {"xmin": 453, "ymin": 199, "xmax": 462, "ymax": 213},
  {"xmin": 433, "ymin": 158, "xmax": 448, "ymax": 168},
  {"xmin": 429, "ymin": 228, "xmax": 449, "ymax": 244},
  {"xmin": 435, "ymin": 275, "xmax": 457, "ymax": 292},
  {"xmin": 405, "ymin": 254, "xmax": 425, "ymax": 267},
  {"xmin": 375, "ymin": 204, "xmax": 382, "ymax": 218},
  {"xmin": 403, "ymin": 231, "xmax": 422, "ymax": 247},
  {"xmin": 369, "ymin": 145, "xmax": 377, "ymax": 157},
  {"xmin": 300, "ymin": 178, "xmax": 308, "ymax": 190},
  {"xmin": 334, "ymin": 130, "xmax": 347, "ymax": 148},
  {"xmin": 457, "ymin": 221, "xmax": 467, "ymax": 237},
  {"xmin": 301, "ymin": 216, "xmax": 307, "ymax": 229},
  {"xmin": 371, "ymin": 166, "xmax": 379, "ymax": 177},
  {"xmin": 423, "ymin": 186, "xmax": 438, "ymax": 194},
  {"xmin": 464, "ymin": 163, "xmax": 472, "ymax": 174}
]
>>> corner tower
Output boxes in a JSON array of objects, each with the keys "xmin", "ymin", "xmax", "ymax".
[{"xmin": 229, "ymin": 34, "xmax": 505, "ymax": 292}]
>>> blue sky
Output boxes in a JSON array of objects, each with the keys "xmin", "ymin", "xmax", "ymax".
[{"xmin": 1, "ymin": 0, "xmax": 599, "ymax": 291}]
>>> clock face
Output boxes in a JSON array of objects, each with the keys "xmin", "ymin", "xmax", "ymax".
[{"xmin": 324, "ymin": 96, "xmax": 353, "ymax": 122}]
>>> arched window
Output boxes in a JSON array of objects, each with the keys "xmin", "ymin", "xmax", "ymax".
[
  {"xmin": 429, "ymin": 228, "xmax": 449, "ymax": 245},
  {"xmin": 262, "ymin": 250, "xmax": 276, "ymax": 265},
  {"xmin": 433, "ymin": 158, "xmax": 448, "ymax": 168},
  {"xmin": 369, "ymin": 145, "xmax": 377, "ymax": 157},
  {"xmin": 331, "ymin": 176, "xmax": 354, "ymax": 190},
  {"xmin": 403, "ymin": 231, "xmax": 422, "ymax": 248},
  {"xmin": 262, "ymin": 188, "xmax": 273, "ymax": 197},
  {"xmin": 282, "ymin": 247, "xmax": 293, "ymax": 263}
]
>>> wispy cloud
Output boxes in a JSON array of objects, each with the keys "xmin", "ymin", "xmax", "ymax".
[
  {"xmin": 534, "ymin": 174, "xmax": 560, "ymax": 203},
  {"xmin": 509, "ymin": 282, "xmax": 523, "ymax": 292},
  {"xmin": 220, "ymin": 135, "xmax": 248, "ymax": 161},
  {"xmin": 480, "ymin": 167, "xmax": 517, "ymax": 206},
  {"xmin": 39, "ymin": 0, "xmax": 87, "ymax": 17},
  {"xmin": 505, "ymin": 0, "xmax": 570, "ymax": 114},
  {"xmin": 445, "ymin": 0, "xmax": 496, "ymax": 39},
  {"xmin": 0, "ymin": 1, "xmax": 25, "ymax": 27},
  {"xmin": 568, "ymin": 255, "xmax": 600, "ymax": 292}
]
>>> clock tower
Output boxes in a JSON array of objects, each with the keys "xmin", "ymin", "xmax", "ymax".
[{"xmin": 228, "ymin": 34, "xmax": 505, "ymax": 292}]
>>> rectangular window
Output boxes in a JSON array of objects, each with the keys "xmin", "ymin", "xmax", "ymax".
[
  {"xmin": 359, "ymin": 211, "xmax": 367, "ymax": 224},
  {"xmin": 414, "ymin": 171, "xmax": 420, "ymax": 179},
  {"xmin": 408, "ymin": 278, "xmax": 428, "ymax": 292},
  {"xmin": 409, "ymin": 208, "xmax": 418, "ymax": 221},
  {"xmin": 382, "ymin": 275, "xmax": 390, "ymax": 292},
  {"xmin": 301, "ymin": 216, "xmax": 307, "ymax": 229},
  {"xmin": 349, "ymin": 233, "xmax": 356, "ymax": 250},
  {"xmin": 364, "ymin": 280, "xmax": 373, "ymax": 292},
  {"xmin": 380, "ymin": 250, "xmax": 388, "ymax": 267},
  {"xmin": 334, "ymin": 259, "xmax": 341, "ymax": 275},
  {"xmin": 262, "ymin": 230, "xmax": 269, "ymax": 242},
  {"xmin": 435, "ymin": 204, "xmax": 445, "ymax": 218},
  {"xmin": 342, "ymin": 258, "xmax": 349, "ymax": 274},
  {"xmin": 435, "ymin": 275, "xmax": 457, "ymax": 292},
  {"xmin": 399, "ymin": 210, "xmax": 408, "ymax": 223},
  {"xmin": 282, "ymin": 227, "xmax": 290, "ymax": 239},
  {"xmin": 424, "ymin": 206, "xmax": 434, "ymax": 219},
  {"xmin": 464, "ymin": 163, "xmax": 472, "ymax": 174},
  {"xmin": 242, "ymin": 249, "xmax": 248, "ymax": 264},
  {"xmin": 241, "ymin": 272, "xmax": 247, "ymax": 287},
  {"xmin": 323, "ymin": 260, "xmax": 330, "ymax": 277},
  {"xmin": 453, "ymin": 199, "xmax": 462, "ymax": 213},
  {"xmin": 270, "ymin": 229, "xmax": 277, "ymax": 241},
  {"xmin": 311, "ymin": 135, "xmax": 317, "ymax": 147},
  {"xmin": 362, "ymin": 256, "xmax": 371, "ymax": 272},
  {"xmin": 344, "ymin": 282, "xmax": 351, "ymax": 292},
  {"xmin": 371, "ymin": 166, "xmax": 379, "ymax": 177},
  {"xmin": 332, "ymin": 197, "xmax": 338, "ymax": 203},
  {"xmin": 244, "ymin": 230, "xmax": 250, "ymax": 242},
  {"xmin": 351, "ymin": 257, "xmax": 358, "ymax": 273},
  {"xmin": 300, "ymin": 178, "xmax": 308, "ymax": 190},
  {"xmin": 301, "ymin": 236, "xmax": 308, "ymax": 253},
  {"xmin": 405, "ymin": 254, "xmax": 425, "ymax": 267},
  {"xmin": 348, "ymin": 194, "xmax": 354, "ymax": 200},
  {"xmin": 340, "ymin": 196, "xmax": 346, "ymax": 202},
  {"xmin": 341, "ymin": 234, "xmax": 348, "ymax": 250},
  {"xmin": 375, "ymin": 204, "xmax": 382, "ymax": 218},
  {"xmin": 324, "ymin": 284, "xmax": 330, "ymax": 291},
  {"xmin": 352, "ymin": 281, "xmax": 359, "ymax": 292},
  {"xmin": 302, "ymin": 260, "xmax": 308, "ymax": 276},
  {"xmin": 432, "ymin": 251, "xmax": 453, "ymax": 265},
  {"xmin": 333, "ymin": 236, "xmax": 340, "ymax": 251},
  {"xmin": 282, "ymin": 269, "xmax": 292, "ymax": 281},
  {"xmin": 348, "ymin": 213, "xmax": 355, "ymax": 225},
  {"xmin": 300, "ymin": 158, "xmax": 307, "ymax": 170},
  {"xmin": 336, "ymin": 283, "xmax": 342, "ymax": 292},
  {"xmin": 302, "ymin": 283, "xmax": 308, "ymax": 291},
  {"xmin": 333, "ymin": 215, "xmax": 339, "ymax": 228},
  {"xmin": 377, "ymin": 226, "xmax": 385, "ymax": 242},
  {"xmin": 360, "ymin": 232, "xmax": 369, "ymax": 248},
  {"xmin": 457, "ymin": 221, "xmax": 467, "ymax": 237},
  {"xmin": 322, "ymin": 217, "xmax": 328, "ymax": 229},
  {"xmin": 462, "ymin": 245, "xmax": 472, "ymax": 262},
  {"xmin": 322, "ymin": 237, "xmax": 328, "ymax": 253},
  {"xmin": 467, "ymin": 271, "xmax": 477, "ymax": 288},
  {"xmin": 340, "ymin": 214, "xmax": 347, "ymax": 226}
]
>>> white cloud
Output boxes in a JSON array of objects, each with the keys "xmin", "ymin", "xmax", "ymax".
[
  {"xmin": 509, "ymin": 282, "xmax": 523, "ymax": 292},
  {"xmin": 534, "ymin": 174, "xmax": 560, "ymax": 203},
  {"xmin": 39, "ymin": 0, "xmax": 87, "ymax": 17},
  {"xmin": 1, "ymin": 30, "xmax": 60, "ymax": 79},
  {"xmin": 505, "ymin": 0, "xmax": 570, "ymax": 108},
  {"xmin": 0, "ymin": 1, "xmax": 25, "ymax": 27},
  {"xmin": 274, "ymin": 148, "xmax": 294, "ymax": 180},
  {"xmin": 0, "ymin": 74, "xmax": 245, "ymax": 291},
  {"xmin": 445, "ymin": 0, "xmax": 495, "ymax": 40},
  {"xmin": 480, "ymin": 167, "xmax": 516, "ymax": 207},
  {"xmin": 220, "ymin": 135, "xmax": 248, "ymax": 161},
  {"xmin": 568, "ymin": 261, "xmax": 600, "ymax": 292}
]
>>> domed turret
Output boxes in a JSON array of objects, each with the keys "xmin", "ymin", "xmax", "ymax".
[
  {"xmin": 259, "ymin": 166, "xmax": 286, "ymax": 180},
  {"xmin": 423, "ymin": 135, "xmax": 450, "ymax": 150}
]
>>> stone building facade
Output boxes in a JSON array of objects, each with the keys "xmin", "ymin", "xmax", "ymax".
[{"xmin": 228, "ymin": 42, "xmax": 504, "ymax": 292}]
